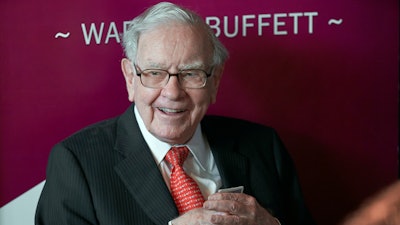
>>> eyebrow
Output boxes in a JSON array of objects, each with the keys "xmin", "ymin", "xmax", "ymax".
[
  {"xmin": 142, "ymin": 61, "xmax": 207, "ymax": 70},
  {"xmin": 180, "ymin": 62, "xmax": 206, "ymax": 70}
]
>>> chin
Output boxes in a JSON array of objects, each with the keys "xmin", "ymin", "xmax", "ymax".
[
  {"xmin": 154, "ymin": 130, "xmax": 191, "ymax": 145},
  {"xmin": 158, "ymin": 136, "xmax": 188, "ymax": 145}
]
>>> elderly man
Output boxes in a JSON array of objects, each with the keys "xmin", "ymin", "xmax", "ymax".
[{"xmin": 36, "ymin": 2, "xmax": 314, "ymax": 225}]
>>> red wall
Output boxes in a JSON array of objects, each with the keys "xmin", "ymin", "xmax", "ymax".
[{"xmin": 1, "ymin": 1, "xmax": 398, "ymax": 224}]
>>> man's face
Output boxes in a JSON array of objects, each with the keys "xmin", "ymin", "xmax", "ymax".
[{"xmin": 122, "ymin": 23, "xmax": 223, "ymax": 144}]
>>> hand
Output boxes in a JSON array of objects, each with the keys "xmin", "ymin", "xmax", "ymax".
[
  {"xmin": 170, "ymin": 208, "xmax": 229, "ymax": 225},
  {"xmin": 203, "ymin": 192, "xmax": 280, "ymax": 225}
]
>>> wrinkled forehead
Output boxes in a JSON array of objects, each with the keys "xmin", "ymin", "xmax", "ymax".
[{"xmin": 136, "ymin": 22, "xmax": 214, "ymax": 67}]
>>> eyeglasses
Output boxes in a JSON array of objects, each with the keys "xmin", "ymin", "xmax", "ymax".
[{"xmin": 134, "ymin": 64, "xmax": 213, "ymax": 89}]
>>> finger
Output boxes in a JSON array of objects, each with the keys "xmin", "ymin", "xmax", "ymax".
[
  {"xmin": 208, "ymin": 193, "xmax": 257, "ymax": 206},
  {"xmin": 210, "ymin": 213, "xmax": 240, "ymax": 224},
  {"xmin": 204, "ymin": 199, "xmax": 237, "ymax": 213},
  {"xmin": 173, "ymin": 208, "xmax": 224, "ymax": 225},
  {"xmin": 208, "ymin": 193, "xmax": 248, "ymax": 201},
  {"xmin": 204, "ymin": 199, "xmax": 255, "ymax": 216}
]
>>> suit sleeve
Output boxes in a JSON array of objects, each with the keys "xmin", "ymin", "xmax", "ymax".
[{"xmin": 35, "ymin": 143, "xmax": 98, "ymax": 225}]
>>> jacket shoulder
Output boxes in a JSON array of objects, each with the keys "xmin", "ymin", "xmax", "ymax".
[
  {"xmin": 202, "ymin": 115, "xmax": 276, "ymax": 136},
  {"xmin": 58, "ymin": 116, "xmax": 120, "ymax": 151}
]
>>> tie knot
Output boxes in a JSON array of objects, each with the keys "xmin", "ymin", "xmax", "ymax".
[{"xmin": 165, "ymin": 146, "xmax": 189, "ymax": 167}]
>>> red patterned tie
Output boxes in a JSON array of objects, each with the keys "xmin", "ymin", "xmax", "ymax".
[{"xmin": 165, "ymin": 146, "xmax": 205, "ymax": 214}]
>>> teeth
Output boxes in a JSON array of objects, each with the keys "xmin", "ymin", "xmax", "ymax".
[{"xmin": 158, "ymin": 107, "xmax": 184, "ymax": 113}]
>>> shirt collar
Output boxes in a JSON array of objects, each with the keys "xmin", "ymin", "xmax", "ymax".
[{"xmin": 134, "ymin": 106, "xmax": 208, "ymax": 171}]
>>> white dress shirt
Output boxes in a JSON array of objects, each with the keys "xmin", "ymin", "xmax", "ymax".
[
  {"xmin": 135, "ymin": 108, "xmax": 281, "ymax": 225},
  {"xmin": 134, "ymin": 106, "xmax": 222, "ymax": 199}
]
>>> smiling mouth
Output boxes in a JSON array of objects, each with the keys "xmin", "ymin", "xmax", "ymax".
[{"xmin": 157, "ymin": 107, "xmax": 186, "ymax": 113}]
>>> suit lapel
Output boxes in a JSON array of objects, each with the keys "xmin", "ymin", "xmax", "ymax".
[
  {"xmin": 202, "ymin": 118, "xmax": 252, "ymax": 195},
  {"xmin": 112, "ymin": 108, "xmax": 252, "ymax": 224},
  {"xmin": 113, "ymin": 106, "xmax": 178, "ymax": 225}
]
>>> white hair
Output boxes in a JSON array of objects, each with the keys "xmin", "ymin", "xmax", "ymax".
[{"xmin": 122, "ymin": 2, "xmax": 228, "ymax": 66}]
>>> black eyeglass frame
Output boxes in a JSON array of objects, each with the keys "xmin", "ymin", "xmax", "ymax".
[{"xmin": 133, "ymin": 64, "xmax": 213, "ymax": 89}]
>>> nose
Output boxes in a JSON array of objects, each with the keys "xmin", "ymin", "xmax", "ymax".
[{"xmin": 161, "ymin": 75, "xmax": 185, "ymax": 99}]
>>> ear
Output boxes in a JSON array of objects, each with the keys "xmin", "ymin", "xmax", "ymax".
[
  {"xmin": 121, "ymin": 58, "xmax": 135, "ymax": 102},
  {"xmin": 209, "ymin": 64, "xmax": 224, "ymax": 104}
]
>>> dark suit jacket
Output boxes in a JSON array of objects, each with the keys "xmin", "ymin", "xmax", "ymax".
[{"xmin": 35, "ymin": 105, "xmax": 315, "ymax": 225}]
